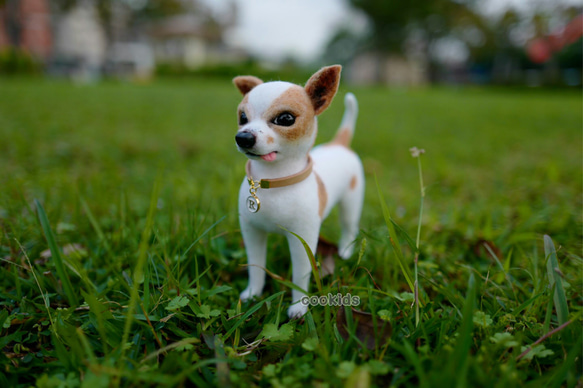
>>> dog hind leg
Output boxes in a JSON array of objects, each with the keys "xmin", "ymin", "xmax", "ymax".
[{"xmin": 338, "ymin": 172, "xmax": 364, "ymax": 259}]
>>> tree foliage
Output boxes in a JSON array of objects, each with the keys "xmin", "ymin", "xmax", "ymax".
[
  {"xmin": 349, "ymin": 0, "xmax": 481, "ymax": 53},
  {"xmin": 52, "ymin": 0, "xmax": 186, "ymax": 40}
]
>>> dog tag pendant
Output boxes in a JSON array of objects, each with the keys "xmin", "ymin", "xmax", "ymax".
[
  {"xmin": 247, "ymin": 177, "xmax": 261, "ymax": 213},
  {"xmin": 246, "ymin": 195, "xmax": 260, "ymax": 213}
]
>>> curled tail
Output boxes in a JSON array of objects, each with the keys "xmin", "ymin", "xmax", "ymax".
[{"xmin": 331, "ymin": 92, "xmax": 358, "ymax": 148}]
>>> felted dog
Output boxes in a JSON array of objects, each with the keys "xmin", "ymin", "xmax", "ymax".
[{"xmin": 233, "ymin": 65, "xmax": 364, "ymax": 318}]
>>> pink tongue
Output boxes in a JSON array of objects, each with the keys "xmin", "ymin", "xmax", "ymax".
[{"xmin": 261, "ymin": 152, "xmax": 277, "ymax": 162}]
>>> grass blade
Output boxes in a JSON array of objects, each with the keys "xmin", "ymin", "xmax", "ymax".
[
  {"xmin": 374, "ymin": 175, "xmax": 415, "ymax": 292},
  {"xmin": 483, "ymin": 242, "xmax": 518, "ymax": 301},
  {"xmin": 543, "ymin": 235, "xmax": 569, "ymax": 325},
  {"xmin": 181, "ymin": 215, "xmax": 226, "ymax": 260},
  {"xmin": 391, "ymin": 220, "xmax": 418, "ymax": 254},
  {"xmin": 284, "ymin": 228, "xmax": 322, "ymax": 294},
  {"xmin": 80, "ymin": 196, "xmax": 110, "ymax": 252},
  {"xmin": 116, "ymin": 178, "xmax": 161, "ymax": 381},
  {"xmin": 412, "ymin": 150, "xmax": 426, "ymax": 327},
  {"xmin": 545, "ymin": 326, "xmax": 582, "ymax": 388},
  {"xmin": 512, "ymin": 292, "xmax": 543, "ymax": 316},
  {"xmin": 35, "ymin": 199, "xmax": 79, "ymax": 307},
  {"xmin": 444, "ymin": 273, "xmax": 476, "ymax": 387},
  {"xmin": 224, "ymin": 291, "xmax": 285, "ymax": 340},
  {"xmin": 394, "ymin": 340, "xmax": 428, "ymax": 388}
]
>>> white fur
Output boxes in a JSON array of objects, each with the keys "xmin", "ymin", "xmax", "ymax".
[
  {"xmin": 248, "ymin": 81, "xmax": 294, "ymax": 115},
  {"xmin": 237, "ymin": 84, "xmax": 364, "ymax": 319}
]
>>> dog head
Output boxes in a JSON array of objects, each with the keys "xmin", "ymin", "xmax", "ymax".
[{"xmin": 233, "ymin": 65, "xmax": 341, "ymax": 163}]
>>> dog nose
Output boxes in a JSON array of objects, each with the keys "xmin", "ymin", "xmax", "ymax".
[{"xmin": 235, "ymin": 132, "xmax": 256, "ymax": 148}]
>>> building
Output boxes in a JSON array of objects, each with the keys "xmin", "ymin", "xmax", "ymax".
[
  {"xmin": 0, "ymin": 0, "xmax": 52, "ymax": 60},
  {"xmin": 51, "ymin": 0, "xmax": 107, "ymax": 78},
  {"xmin": 148, "ymin": 10, "xmax": 246, "ymax": 70}
]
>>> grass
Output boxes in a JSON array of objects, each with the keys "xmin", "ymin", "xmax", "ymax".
[{"xmin": 0, "ymin": 76, "xmax": 581, "ymax": 387}]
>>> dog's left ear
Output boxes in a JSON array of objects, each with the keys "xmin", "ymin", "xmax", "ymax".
[
  {"xmin": 305, "ymin": 65, "xmax": 341, "ymax": 115},
  {"xmin": 233, "ymin": 76, "xmax": 263, "ymax": 95}
]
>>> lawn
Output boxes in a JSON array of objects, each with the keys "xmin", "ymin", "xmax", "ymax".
[{"xmin": 0, "ymin": 76, "xmax": 581, "ymax": 387}]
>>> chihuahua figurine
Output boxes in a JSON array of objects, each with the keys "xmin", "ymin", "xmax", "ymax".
[{"xmin": 233, "ymin": 65, "xmax": 364, "ymax": 318}]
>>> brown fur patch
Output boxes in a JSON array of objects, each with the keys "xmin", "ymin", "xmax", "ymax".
[
  {"xmin": 264, "ymin": 86, "xmax": 315, "ymax": 142},
  {"xmin": 305, "ymin": 65, "xmax": 341, "ymax": 115},
  {"xmin": 233, "ymin": 76, "xmax": 263, "ymax": 95},
  {"xmin": 314, "ymin": 172, "xmax": 327, "ymax": 218},
  {"xmin": 329, "ymin": 127, "xmax": 352, "ymax": 148},
  {"xmin": 267, "ymin": 136, "xmax": 274, "ymax": 144},
  {"xmin": 237, "ymin": 94, "xmax": 250, "ymax": 121},
  {"xmin": 350, "ymin": 175, "xmax": 357, "ymax": 190}
]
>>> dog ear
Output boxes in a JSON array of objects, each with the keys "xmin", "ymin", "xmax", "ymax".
[
  {"xmin": 233, "ymin": 76, "xmax": 263, "ymax": 95},
  {"xmin": 305, "ymin": 65, "xmax": 341, "ymax": 115}
]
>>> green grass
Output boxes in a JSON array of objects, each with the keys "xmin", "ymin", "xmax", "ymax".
[{"xmin": 0, "ymin": 77, "xmax": 581, "ymax": 387}]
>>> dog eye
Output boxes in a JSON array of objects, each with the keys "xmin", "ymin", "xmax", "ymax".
[
  {"xmin": 239, "ymin": 112, "xmax": 248, "ymax": 125},
  {"xmin": 273, "ymin": 112, "xmax": 295, "ymax": 127}
]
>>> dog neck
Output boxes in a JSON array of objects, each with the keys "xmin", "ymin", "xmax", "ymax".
[{"xmin": 247, "ymin": 155, "xmax": 310, "ymax": 181}]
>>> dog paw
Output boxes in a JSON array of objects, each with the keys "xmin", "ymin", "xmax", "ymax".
[
  {"xmin": 287, "ymin": 302, "xmax": 308, "ymax": 319},
  {"xmin": 319, "ymin": 255, "xmax": 335, "ymax": 277},
  {"xmin": 240, "ymin": 287, "xmax": 260, "ymax": 302},
  {"xmin": 338, "ymin": 244, "xmax": 354, "ymax": 260}
]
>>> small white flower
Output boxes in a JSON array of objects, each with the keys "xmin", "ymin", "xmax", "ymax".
[{"xmin": 409, "ymin": 147, "xmax": 425, "ymax": 158}]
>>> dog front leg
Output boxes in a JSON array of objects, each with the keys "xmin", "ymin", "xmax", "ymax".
[
  {"xmin": 240, "ymin": 223, "xmax": 268, "ymax": 301},
  {"xmin": 286, "ymin": 231, "xmax": 319, "ymax": 319}
]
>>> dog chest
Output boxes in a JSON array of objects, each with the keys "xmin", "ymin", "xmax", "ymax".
[{"xmin": 238, "ymin": 176, "xmax": 320, "ymax": 233}]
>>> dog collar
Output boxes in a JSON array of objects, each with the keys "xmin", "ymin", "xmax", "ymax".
[
  {"xmin": 244, "ymin": 156, "xmax": 313, "ymax": 213},
  {"xmin": 245, "ymin": 156, "xmax": 313, "ymax": 189}
]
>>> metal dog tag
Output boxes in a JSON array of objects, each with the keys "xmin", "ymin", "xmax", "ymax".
[
  {"xmin": 246, "ymin": 196, "xmax": 260, "ymax": 213},
  {"xmin": 247, "ymin": 177, "xmax": 262, "ymax": 213}
]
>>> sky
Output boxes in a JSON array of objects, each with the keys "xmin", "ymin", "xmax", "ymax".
[
  {"xmin": 205, "ymin": 0, "xmax": 359, "ymax": 63},
  {"xmin": 201, "ymin": 0, "xmax": 582, "ymax": 63}
]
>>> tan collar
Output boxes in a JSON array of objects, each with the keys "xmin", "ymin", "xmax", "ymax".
[{"xmin": 246, "ymin": 156, "xmax": 313, "ymax": 189}]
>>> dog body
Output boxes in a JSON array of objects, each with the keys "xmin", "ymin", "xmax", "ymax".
[{"xmin": 233, "ymin": 66, "xmax": 364, "ymax": 318}]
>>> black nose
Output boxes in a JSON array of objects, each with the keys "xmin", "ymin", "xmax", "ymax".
[{"xmin": 235, "ymin": 132, "xmax": 256, "ymax": 148}]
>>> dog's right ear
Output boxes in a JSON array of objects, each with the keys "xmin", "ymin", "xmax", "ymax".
[{"xmin": 233, "ymin": 76, "xmax": 263, "ymax": 95}]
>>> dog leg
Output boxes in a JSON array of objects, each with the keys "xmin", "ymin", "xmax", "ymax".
[
  {"xmin": 286, "ymin": 230, "xmax": 319, "ymax": 319},
  {"xmin": 338, "ymin": 173, "xmax": 365, "ymax": 259},
  {"xmin": 239, "ymin": 224, "xmax": 268, "ymax": 301}
]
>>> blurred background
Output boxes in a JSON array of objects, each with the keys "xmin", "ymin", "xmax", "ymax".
[
  {"xmin": 0, "ymin": 0, "xmax": 581, "ymax": 86},
  {"xmin": 0, "ymin": 3, "xmax": 582, "ymax": 387},
  {"xmin": 0, "ymin": 0, "xmax": 581, "ymax": 253}
]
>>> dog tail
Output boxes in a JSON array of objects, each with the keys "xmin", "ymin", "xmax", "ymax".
[{"xmin": 331, "ymin": 93, "xmax": 358, "ymax": 148}]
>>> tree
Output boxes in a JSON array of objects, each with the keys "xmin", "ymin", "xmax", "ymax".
[
  {"xmin": 1, "ymin": 0, "xmax": 22, "ymax": 47},
  {"xmin": 52, "ymin": 0, "xmax": 186, "ymax": 43},
  {"xmin": 336, "ymin": 0, "xmax": 490, "ymax": 83},
  {"xmin": 348, "ymin": 0, "xmax": 482, "ymax": 54}
]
